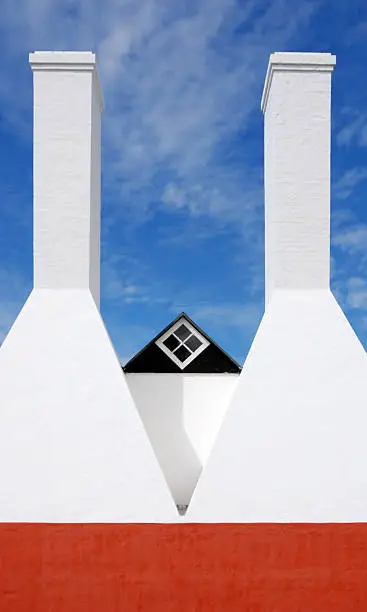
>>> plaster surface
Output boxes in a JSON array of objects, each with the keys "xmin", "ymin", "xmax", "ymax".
[
  {"xmin": 126, "ymin": 373, "xmax": 238, "ymax": 506},
  {"xmin": 30, "ymin": 52, "xmax": 102, "ymax": 306},
  {"xmin": 2, "ymin": 523, "xmax": 367, "ymax": 611},
  {"xmin": 0, "ymin": 289, "xmax": 177, "ymax": 522},
  {"xmin": 264, "ymin": 52, "xmax": 335, "ymax": 303},
  {"xmin": 187, "ymin": 53, "xmax": 367, "ymax": 522},
  {"xmin": 188, "ymin": 289, "xmax": 367, "ymax": 521},
  {"xmin": 0, "ymin": 52, "xmax": 177, "ymax": 522}
]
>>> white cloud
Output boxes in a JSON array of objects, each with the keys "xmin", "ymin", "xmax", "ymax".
[
  {"xmin": 0, "ymin": 0, "xmax": 328, "ymax": 356},
  {"xmin": 99, "ymin": 0, "xmax": 316, "ymax": 228},
  {"xmin": 101, "ymin": 254, "xmax": 148, "ymax": 303},
  {"xmin": 346, "ymin": 277, "xmax": 367, "ymax": 310},
  {"xmin": 0, "ymin": 0, "xmax": 316, "ymax": 230},
  {"xmin": 161, "ymin": 183, "xmax": 187, "ymax": 210},
  {"xmin": 333, "ymin": 167, "xmax": 367, "ymax": 200},
  {"xmin": 330, "ymin": 212, "xmax": 367, "ymax": 341},
  {"xmin": 189, "ymin": 302, "xmax": 262, "ymax": 330},
  {"xmin": 336, "ymin": 111, "xmax": 367, "ymax": 148},
  {"xmin": 332, "ymin": 223, "xmax": 367, "ymax": 254}
]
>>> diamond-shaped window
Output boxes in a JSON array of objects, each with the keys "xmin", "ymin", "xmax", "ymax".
[
  {"xmin": 184, "ymin": 335, "xmax": 202, "ymax": 352},
  {"xmin": 156, "ymin": 318, "xmax": 209, "ymax": 369},
  {"xmin": 163, "ymin": 334, "xmax": 180, "ymax": 351},
  {"xmin": 174, "ymin": 345, "xmax": 191, "ymax": 362},
  {"xmin": 175, "ymin": 324, "xmax": 191, "ymax": 341}
]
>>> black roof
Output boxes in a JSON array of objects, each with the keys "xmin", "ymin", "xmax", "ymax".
[{"xmin": 123, "ymin": 312, "xmax": 241, "ymax": 374}]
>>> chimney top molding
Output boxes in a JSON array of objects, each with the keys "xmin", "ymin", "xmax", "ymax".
[
  {"xmin": 261, "ymin": 52, "xmax": 336, "ymax": 113},
  {"xmin": 29, "ymin": 51, "xmax": 103, "ymax": 109},
  {"xmin": 30, "ymin": 51, "xmax": 96, "ymax": 69}
]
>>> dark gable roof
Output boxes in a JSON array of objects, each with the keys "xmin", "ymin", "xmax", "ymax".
[{"xmin": 123, "ymin": 312, "xmax": 241, "ymax": 374}]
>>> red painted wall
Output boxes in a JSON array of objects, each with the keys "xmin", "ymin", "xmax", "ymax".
[{"xmin": 1, "ymin": 523, "xmax": 367, "ymax": 611}]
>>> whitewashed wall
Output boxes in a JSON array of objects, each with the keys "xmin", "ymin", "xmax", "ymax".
[
  {"xmin": 187, "ymin": 53, "xmax": 367, "ymax": 523},
  {"xmin": 0, "ymin": 52, "xmax": 177, "ymax": 523},
  {"xmin": 188, "ymin": 290, "xmax": 367, "ymax": 522},
  {"xmin": 126, "ymin": 373, "xmax": 239, "ymax": 506}
]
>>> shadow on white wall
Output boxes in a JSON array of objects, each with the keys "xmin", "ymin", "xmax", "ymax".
[{"xmin": 126, "ymin": 373, "xmax": 238, "ymax": 508}]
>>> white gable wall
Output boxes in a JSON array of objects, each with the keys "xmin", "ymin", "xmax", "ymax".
[
  {"xmin": 1, "ymin": 49, "xmax": 366, "ymax": 525},
  {"xmin": 187, "ymin": 290, "xmax": 367, "ymax": 522},
  {"xmin": 187, "ymin": 53, "xmax": 367, "ymax": 522},
  {"xmin": 0, "ymin": 52, "xmax": 177, "ymax": 522},
  {"xmin": 0, "ymin": 290, "xmax": 177, "ymax": 521}
]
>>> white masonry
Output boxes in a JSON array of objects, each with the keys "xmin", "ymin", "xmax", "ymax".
[
  {"xmin": 187, "ymin": 53, "xmax": 367, "ymax": 522},
  {"xmin": 0, "ymin": 52, "xmax": 177, "ymax": 522}
]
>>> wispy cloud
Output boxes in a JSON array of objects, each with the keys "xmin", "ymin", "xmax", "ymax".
[
  {"xmin": 0, "ymin": 0, "xmax": 316, "ymax": 228},
  {"xmin": 333, "ymin": 167, "xmax": 367, "ymax": 200},
  {"xmin": 101, "ymin": 0, "xmax": 317, "ymax": 229},
  {"xmin": 336, "ymin": 111, "xmax": 367, "ymax": 148},
  {"xmin": 190, "ymin": 302, "xmax": 262, "ymax": 330},
  {"xmin": 331, "ymin": 210, "xmax": 367, "ymax": 347},
  {"xmin": 3, "ymin": 0, "xmax": 367, "ymax": 359},
  {"xmin": 332, "ymin": 222, "xmax": 367, "ymax": 256},
  {"xmin": 346, "ymin": 277, "xmax": 367, "ymax": 310}
]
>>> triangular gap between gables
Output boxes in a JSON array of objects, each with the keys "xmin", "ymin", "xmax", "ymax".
[
  {"xmin": 125, "ymin": 368, "xmax": 241, "ymax": 514},
  {"xmin": 73, "ymin": 300, "xmax": 193, "ymax": 518},
  {"xmin": 122, "ymin": 312, "xmax": 243, "ymax": 513}
]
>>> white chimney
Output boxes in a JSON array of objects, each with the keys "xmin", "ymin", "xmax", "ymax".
[
  {"xmin": 0, "ymin": 52, "xmax": 177, "ymax": 522},
  {"xmin": 30, "ymin": 52, "xmax": 102, "ymax": 306},
  {"xmin": 188, "ymin": 52, "xmax": 367, "ymax": 523},
  {"xmin": 261, "ymin": 53, "xmax": 336, "ymax": 303}
]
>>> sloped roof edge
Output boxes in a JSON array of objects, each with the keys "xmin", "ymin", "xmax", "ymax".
[{"xmin": 122, "ymin": 312, "xmax": 241, "ymax": 373}]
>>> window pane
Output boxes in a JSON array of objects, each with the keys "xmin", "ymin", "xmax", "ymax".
[
  {"xmin": 174, "ymin": 324, "xmax": 191, "ymax": 341},
  {"xmin": 185, "ymin": 334, "xmax": 202, "ymax": 352},
  {"xmin": 174, "ymin": 345, "xmax": 191, "ymax": 362},
  {"xmin": 163, "ymin": 334, "xmax": 180, "ymax": 351}
]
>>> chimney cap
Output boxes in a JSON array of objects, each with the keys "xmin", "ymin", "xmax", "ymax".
[
  {"xmin": 261, "ymin": 52, "xmax": 336, "ymax": 113},
  {"xmin": 29, "ymin": 51, "xmax": 96, "ymax": 70},
  {"xmin": 29, "ymin": 51, "xmax": 103, "ymax": 110}
]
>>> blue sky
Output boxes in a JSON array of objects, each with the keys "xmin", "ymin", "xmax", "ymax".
[{"xmin": 0, "ymin": 0, "xmax": 366, "ymax": 364}]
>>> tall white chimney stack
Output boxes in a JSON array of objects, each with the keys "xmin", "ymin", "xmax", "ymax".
[
  {"xmin": 30, "ymin": 52, "xmax": 102, "ymax": 307},
  {"xmin": 261, "ymin": 53, "xmax": 336, "ymax": 303},
  {"xmin": 0, "ymin": 52, "xmax": 177, "ymax": 522},
  {"xmin": 189, "ymin": 52, "xmax": 367, "ymax": 523}
]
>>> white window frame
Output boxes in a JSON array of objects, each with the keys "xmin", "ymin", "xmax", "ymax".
[{"xmin": 155, "ymin": 317, "xmax": 209, "ymax": 370}]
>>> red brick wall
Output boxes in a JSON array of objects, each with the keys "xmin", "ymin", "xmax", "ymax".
[{"xmin": 1, "ymin": 523, "xmax": 367, "ymax": 611}]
